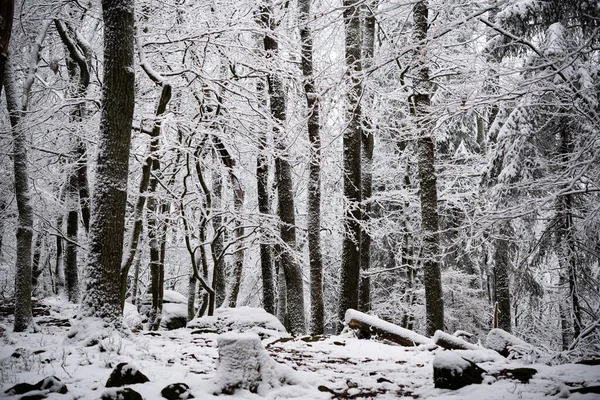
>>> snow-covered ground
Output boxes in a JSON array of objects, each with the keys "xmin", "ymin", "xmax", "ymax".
[{"xmin": 0, "ymin": 298, "xmax": 599, "ymax": 399}]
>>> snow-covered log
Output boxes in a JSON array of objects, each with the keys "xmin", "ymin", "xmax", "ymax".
[
  {"xmin": 485, "ymin": 328, "xmax": 532, "ymax": 358},
  {"xmin": 213, "ymin": 332, "xmax": 297, "ymax": 395},
  {"xmin": 433, "ymin": 351, "xmax": 486, "ymax": 389},
  {"xmin": 345, "ymin": 309, "xmax": 432, "ymax": 346},
  {"xmin": 434, "ymin": 330, "xmax": 480, "ymax": 351}
]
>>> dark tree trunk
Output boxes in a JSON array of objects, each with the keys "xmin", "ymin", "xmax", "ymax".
[
  {"xmin": 298, "ymin": 0, "xmax": 324, "ymax": 335},
  {"xmin": 211, "ymin": 169, "xmax": 226, "ymax": 307},
  {"xmin": 64, "ymin": 171, "xmax": 79, "ymax": 303},
  {"xmin": 338, "ymin": 0, "xmax": 362, "ymax": 332},
  {"xmin": 0, "ymin": 0, "xmax": 14, "ymax": 98},
  {"xmin": 412, "ymin": 0, "xmax": 444, "ymax": 336},
  {"xmin": 5, "ymin": 60, "xmax": 33, "ymax": 332},
  {"xmin": 82, "ymin": 0, "xmax": 135, "ymax": 322},
  {"xmin": 494, "ymin": 223, "xmax": 512, "ymax": 333},
  {"xmin": 258, "ymin": 0, "xmax": 306, "ymax": 335},
  {"xmin": 358, "ymin": 1, "xmax": 376, "ymax": 312},
  {"xmin": 256, "ymin": 78, "xmax": 276, "ymax": 316}
]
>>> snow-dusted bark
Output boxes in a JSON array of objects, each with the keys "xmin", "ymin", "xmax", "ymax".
[
  {"xmin": 255, "ymin": 78, "xmax": 276, "ymax": 316},
  {"xmin": 338, "ymin": 0, "xmax": 362, "ymax": 332},
  {"xmin": 5, "ymin": 60, "xmax": 33, "ymax": 332},
  {"xmin": 493, "ymin": 223, "xmax": 512, "ymax": 333},
  {"xmin": 258, "ymin": 0, "xmax": 306, "ymax": 335},
  {"xmin": 81, "ymin": 0, "xmax": 135, "ymax": 322},
  {"xmin": 0, "ymin": 0, "xmax": 14, "ymax": 98},
  {"xmin": 411, "ymin": 0, "xmax": 444, "ymax": 336},
  {"xmin": 358, "ymin": 1, "xmax": 376, "ymax": 313},
  {"xmin": 298, "ymin": 0, "xmax": 324, "ymax": 336}
]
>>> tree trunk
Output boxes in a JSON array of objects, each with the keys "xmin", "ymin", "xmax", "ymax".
[
  {"xmin": 211, "ymin": 169, "xmax": 226, "ymax": 307},
  {"xmin": 258, "ymin": 0, "xmax": 306, "ymax": 335},
  {"xmin": 338, "ymin": 0, "xmax": 362, "ymax": 332},
  {"xmin": 256, "ymin": 78, "xmax": 276, "ymax": 316},
  {"xmin": 494, "ymin": 223, "xmax": 512, "ymax": 333},
  {"xmin": 0, "ymin": 0, "xmax": 14, "ymax": 98},
  {"xmin": 81, "ymin": 0, "xmax": 135, "ymax": 322},
  {"xmin": 5, "ymin": 60, "xmax": 33, "ymax": 332},
  {"xmin": 298, "ymin": 0, "xmax": 324, "ymax": 336},
  {"xmin": 358, "ymin": 1, "xmax": 376, "ymax": 312},
  {"xmin": 227, "ymin": 177, "xmax": 246, "ymax": 308},
  {"xmin": 64, "ymin": 171, "xmax": 79, "ymax": 303},
  {"xmin": 412, "ymin": 0, "xmax": 444, "ymax": 336}
]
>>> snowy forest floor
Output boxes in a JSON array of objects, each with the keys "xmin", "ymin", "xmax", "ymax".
[{"xmin": 0, "ymin": 298, "xmax": 599, "ymax": 400}]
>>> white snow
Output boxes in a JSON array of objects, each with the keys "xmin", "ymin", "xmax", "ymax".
[
  {"xmin": 188, "ymin": 306, "xmax": 287, "ymax": 336},
  {"xmin": 433, "ymin": 351, "xmax": 471, "ymax": 374},
  {"xmin": 0, "ymin": 299, "xmax": 599, "ymax": 399}
]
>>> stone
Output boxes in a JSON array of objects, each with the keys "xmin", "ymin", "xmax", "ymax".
[
  {"xmin": 161, "ymin": 382, "xmax": 194, "ymax": 399},
  {"xmin": 36, "ymin": 376, "xmax": 68, "ymax": 394},
  {"xmin": 100, "ymin": 388, "xmax": 143, "ymax": 400},
  {"xmin": 4, "ymin": 382, "xmax": 39, "ymax": 395},
  {"xmin": 433, "ymin": 351, "xmax": 486, "ymax": 390},
  {"xmin": 105, "ymin": 362, "xmax": 150, "ymax": 387}
]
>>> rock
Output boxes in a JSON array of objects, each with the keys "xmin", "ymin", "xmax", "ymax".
[
  {"xmin": 36, "ymin": 376, "xmax": 68, "ymax": 394},
  {"xmin": 161, "ymin": 382, "xmax": 194, "ymax": 399},
  {"xmin": 433, "ymin": 351, "xmax": 486, "ymax": 390},
  {"xmin": 188, "ymin": 307, "xmax": 287, "ymax": 337},
  {"xmin": 100, "ymin": 388, "xmax": 143, "ymax": 400},
  {"xmin": 105, "ymin": 362, "xmax": 150, "ymax": 387},
  {"xmin": 4, "ymin": 382, "xmax": 39, "ymax": 395},
  {"xmin": 500, "ymin": 367, "xmax": 537, "ymax": 383},
  {"xmin": 19, "ymin": 394, "xmax": 47, "ymax": 400}
]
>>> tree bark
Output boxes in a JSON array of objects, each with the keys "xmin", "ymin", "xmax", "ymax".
[
  {"xmin": 0, "ymin": 0, "xmax": 14, "ymax": 98},
  {"xmin": 258, "ymin": 0, "xmax": 306, "ymax": 335},
  {"xmin": 358, "ymin": 1, "xmax": 377, "ymax": 313},
  {"xmin": 494, "ymin": 223, "xmax": 512, "ymax": 333},
  {"xmin": 256, "ymin": 78, "xmax": 276, "ymax": 316},
  {"xmin": 298, "ymin": 0, "xmax": 324, "ymax": 336},
  {"xmin": 211, "ymin": 169, "xmax": 226, "ymax": 307},
  {"xmin": 338, "ymin": 0, "xmax": 363, "ymax": 332},
  {"xmin": 412, "ymin": 0, "xmax": 444, "ymax": 336},
  {"xmin": 5, "ymin": 60, "xmax": 33, "ymax": 332},
  {"xmin": 64, "ymin": 171, "xmax": 79, "ymax": 303},
  {"xmin": 81, "ymin": 0, "xmax": 135, "ymax": 322}
]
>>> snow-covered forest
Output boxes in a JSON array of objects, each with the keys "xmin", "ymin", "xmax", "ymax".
[{"xmin": 0, "ymin": 0, "xmax": 599, "ymax": 398}]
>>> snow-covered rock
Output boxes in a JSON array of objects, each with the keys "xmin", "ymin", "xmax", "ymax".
[{"xmin": 433, "ymin": 351, "xmax": 486, "ymax": 390}]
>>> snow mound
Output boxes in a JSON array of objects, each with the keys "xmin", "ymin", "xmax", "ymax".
[
  {"xmin": 188, "ymin": 307, "xmax": 287, "ymax": 337},
  {"xmin": 212, "ymin": 332, "xmax": 298, "ymax": 395}
]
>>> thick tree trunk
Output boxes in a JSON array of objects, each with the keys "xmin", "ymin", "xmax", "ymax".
[
  {"xmin": 82, "ymin": 0, "xmax": 135, "ymax": 322},
  {"xmin": 494, "ymin": 223, "xmax": 512, "ymax": 333},
  {"xmin": 258, "ymin": 0, "xmax": 306, "ymax": 335},
  {"xmin": 64, "ymin": 171, "xmax": 79, "ymax": 303},
  {"xmin": 358, "ymin": 2, "xmax": 376, "ymax": 312},
  {"xmin": 256, "ymin": 78, "xmax": 276, "ymax": 316},
  {"xmin": 412, "ymin": 0, "xmax": 444, "ymax": 336},
  {"xmin": 338, "ymin": 0, "xmax": 363, "ymax": 331},
  {"xmin": 211, "ymin": 170, "xmax": 226, "ymax": 307},
  {"xmin": 0, "ymin": 0, "xmax": 14, "ymax": 98},
  {"xmin": 5, "ymin": 61, "xmax": 33, "ymax": 332},
  {"xmin": 298, "ymin": 0, "xmax": 324, "ymax": 336}
]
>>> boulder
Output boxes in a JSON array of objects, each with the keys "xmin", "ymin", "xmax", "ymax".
[
  {"xmin": 36, "ymin": 376, "xmax": 68, "ymax": 394},
  {"xmin": 161, "ymin": 382, "xmax": 194, "ymax": 399},
  {"xmin": 433, "ymin": 351, "xmax": 486, "ymax": 390},
  {"xmin": 100, "ymin": 388, "xmax": 143, "ymax": 400},
  {"xmin": 4, "ymin": 376, "xmax": 67, "ymax": 396},
  {"xmin": 105, "ymin": 363, "xmax": 150, "ymax": 387}
]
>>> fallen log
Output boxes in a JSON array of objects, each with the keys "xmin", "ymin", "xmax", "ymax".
[
  {"xmin": 345, "ymin": 309, "xmax": 432, "ymax": 347},
  {"xmin": 434, "ymin": 330, "xmax": 480, "ymax": 351},
  {"xmin": 485, "ymin": 328, "xmax": 533, "ymax": 358}
]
